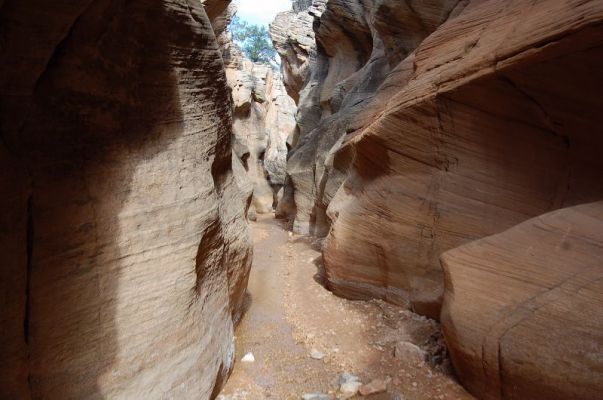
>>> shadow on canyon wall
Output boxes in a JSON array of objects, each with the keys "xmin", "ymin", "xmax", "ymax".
[{"xmin": 0, "ymin": 0, "xmax": 222, "ymax": 397}]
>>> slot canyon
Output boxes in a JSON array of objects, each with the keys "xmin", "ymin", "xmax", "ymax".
[{"xmin": 1, "ymin": 0, "xmax": 602, "ymax": 399}]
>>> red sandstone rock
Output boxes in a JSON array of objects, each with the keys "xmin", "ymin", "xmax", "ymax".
[
  {"xmin": 322, "ymin": 0, "xmax": 603, "ymax": 318},
  {"xmin": 441, "ymin": 202, "xmax": 603, "ymax": 400},
  {"xmin": 275, "ymin": 4, "xmax": 603, "ymax": 397},
  {"xmin": 359, "ymin": 379, "xmax": 387, "ymax": 396},
  {"xmin": 0, "ymin": 0, "xmax": 251, "ymax": 398}
]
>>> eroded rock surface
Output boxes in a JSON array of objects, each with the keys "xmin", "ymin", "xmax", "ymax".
[
  {"xmin": 0, "ymin": 0, "xmax": 251, "ymax": 398},
  {"xmin": 224, "ymin": 36, "xmax": 297, "ymax": 217},
  {"xmin": 441, "ymin": 202, "xmax": 603, "ymax": 400},
  {"xmin": 323, "ymin": 0, "xmax": 603, "ymax": 318},
  {"xmin": 274, "ymin": 0, "xmax": 603, "ymax": 317},
  {"xmin": 273, "ymin": 2, "xmax": 603, "ymax": 398},
  {"xmin": 271, "ymin": 0, "xmax": 463, "ymax": 235}
]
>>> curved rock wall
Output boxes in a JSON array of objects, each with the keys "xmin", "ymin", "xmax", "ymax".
[
  {"xmin": 275, "ymin": 0, "xmax": 603, "ymax": 313},
  {"xmin": 0, "ymin": 0, "xmax": 251, "ymax": 398},
  {"xmin": 441, "ymin": 201, "xmax": 603, "ymax": 400},
  {"xmin": 273, "ymin": 1, "xmax": 603, "ymax": 398},
  {"xmin": 271, "ymin": 0, "xmax": 463, "ymax": 235},
  {"xmin": 323, "ymin": 0, "xmax": 603, "ymax": 317},
  {"xmin": 225, "ymin": 29, "xmax": 297, "ymax": 218}
]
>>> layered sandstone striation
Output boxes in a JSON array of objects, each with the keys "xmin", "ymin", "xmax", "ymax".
[
  {"xmin": 224, "ymin": 35, "xmax": 297, "ymax": 217},
  {"xmin": 271, "ymin": 0, "xmax": 464, "ymax": 235},
  {"xmin": 441, "ymin": 202, "xmax": 603, "ymax": 400},
  {"xmin": 0, "ymin": 0, "xmax": 251, "ymax": 398},
  {"xmin": 275, "ymin": 0, "xmax": 603, "ymax": 315},
  {"xmin": 269, "ymin": 0, "xmax": 327, "ymax": 222},
  {"xmin": 274, "ymin": 1, "xmax": 603, "ymax": 398}
]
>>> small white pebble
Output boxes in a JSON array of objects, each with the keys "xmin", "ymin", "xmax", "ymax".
[{"xmin": 310, "ymin": 349, "xmax": 326, "ymax": 360}]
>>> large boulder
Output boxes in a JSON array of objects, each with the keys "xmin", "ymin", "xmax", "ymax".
[
  {"xmin": 441, "ymin": 201, "xmax": 603, "ymax": 400},
  {"xmin": 0, "ymin": 0, "xmax": 252, "ymax": 398}
]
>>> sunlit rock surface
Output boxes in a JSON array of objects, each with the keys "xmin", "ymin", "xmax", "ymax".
[
  {"xmin": 245, "ymin": 1, "xmax": 602, "ymax": 399},
  {"xmin": 0, "ymin": 0, "xmax": 251, "ymax": 398}
]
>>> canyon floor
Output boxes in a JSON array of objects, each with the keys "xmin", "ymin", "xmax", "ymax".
[{"xmin": 219, "ymin": 215, "xmax": 474, "ymax": 400}]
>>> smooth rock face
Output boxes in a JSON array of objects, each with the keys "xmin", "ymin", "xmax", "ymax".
[
  {"xmin": 224, "ymin": 41, "xmax": 297, "ymax": 216},
  {"xmin": 270, "ymin": 0, "xmax": 327, "ymax": 222},
  {"xmin": 274, "ymin": 0, "xmax": 603, "ymax": 318},
  {"xmin": 0, "ymin": 0, "xmax": 251, "ymax": 398},
  {"xmin": 441, "ymin": 202, "xmax": 603, "ymax": 400}
]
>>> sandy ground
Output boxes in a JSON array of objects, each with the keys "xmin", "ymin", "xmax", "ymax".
[{"xmin": 219, "ymin": 214, "xmax": 474, "ymax": 400}]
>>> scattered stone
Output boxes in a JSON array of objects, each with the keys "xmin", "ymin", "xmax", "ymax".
[
  {"xmin": 302, "ymin": 394, "xmax": 332, "ymax": 400},
  {"xmin": 338, "ymin": 372, "xmax": 362, "ymax": 398},
  {"xmin": 310, "ymin": 349, "xmax": 326, "ymax": 360},
  {"xmin": 364, "ymin": 394, "xmax": 400, "ymax": 400},
  {"xmin": 338, "ymin": 372, "xmax": 360, "ymax": 385},
  {"xmin": 393, "ymin": 341, "xmax": 426, "ymax": 364},
  {"xmin": 359, "ymin": 379, "xmax": 387, "ymax": 396},
  {"xmin": 339, "ymin": 380, "xmax": 362, "ymax": 398},
  {"xmin": 241, "ymin": 352, "xmax": 255, "ymax": 363}
]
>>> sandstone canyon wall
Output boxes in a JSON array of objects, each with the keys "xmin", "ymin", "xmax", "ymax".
[
  {"xmin": 441, "ymin": 201, "xmax": 603, "ymax": 400},
  {"xmin": 274, "ymin": 0, "xmax": 603, "ymax": 315},
  {"xmin": 225, "ymin": 53, "xmax": 297, "ymax": 218},
  {"xmin": 273, "ymin": 0, "xmax": 603, "ymax": 398},
  {"xmin": 0, "ymin": 0, "xmax": 252, "ymax": 398}
]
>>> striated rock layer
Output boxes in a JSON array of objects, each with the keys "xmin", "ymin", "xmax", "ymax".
[
  {"xmin": 224, "ymin": 35, "xmax": 297, "ymax": 217},
  {"xmin": 275, "ymin": 0, "xmax": 603, "ymax": 316},
  {"xmin": 441, "ymin": 202, "xmax": 603, "ymax": 400},
  {"xmin": 0, "ymin": 0, "xmax": 251, "ymax": 398},
  {"xmin": 274, "ymin": 1, "xmax": 603, "ymax": 398},
  {"xmin": 271, "ymin": 0, "xmax": 465, "ymax": 235}
]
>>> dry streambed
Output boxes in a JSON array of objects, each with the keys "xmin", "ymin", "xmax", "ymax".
[{"xmin": 219, "ymin": 215, "xmax": 472, "ymax": 399}]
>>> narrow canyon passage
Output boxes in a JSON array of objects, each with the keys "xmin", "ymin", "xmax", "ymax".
[
  {"xmin": 219, "ymin": 214, "xmax": 473, "ymax": 399},
  {"xmin": 2, "ymin": 0, "xmax": 602, "ymax": 399}
]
